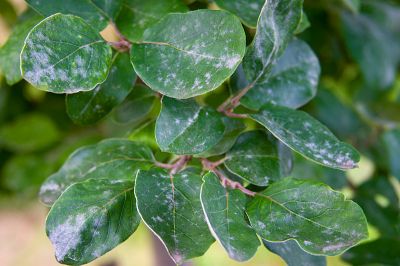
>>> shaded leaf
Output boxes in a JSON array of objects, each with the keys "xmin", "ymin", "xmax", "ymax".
[
  {"xmin": 21, "ymin": 14, "xmax": 113, "ymax": 93},
  {"xmin": 250, "ymin": 104, "xmax": 360, "ymax": 170},
  {"xmin": 247, "ymin": 178, "xmax": 369, "ymax": 255},
  {"xmin": 0, "ymin": 0, "xmax": 17, "ymax": 27},
  {"xmin": 135, "ymin": 168, "xmax": 214, "ymax": 264},
  {"xmin": 381, "ymin": 128, "xmax": 400, "ymax": 181},
  {"xmin": 91, "ymin": 0, "xmax": 124, "ymax": 21},
  {"xmin": 66, "ymin": 53, "xmax": 136, "ymax": 125},
  {"xmin": 46, "ymin": 179, "xmax": 140, "ymax": 265},
  {"xmin": 214, "ymin": 0, "xmax": 264, "ymax": 28},
  {"xmin": 224, "ymin": 130, "xmax": 293, "ymax": 186},
  {"xmin": 200, "ymin": 172, "xmax": 260, "ymax": 261},
  {"xmin": 116, "ymin": 0, "xmax": 188, "ymax": 42},
  {"xmin": 155, "ymin": 97, "xmax": 225, "ymax": 155},
  {"xmin": 131, "ymin": 10, "xmax": 246, "ymax": 99},
  {"xmin": 39, "ymin": 139, "xmax": 154, "ymax": 206},
  {"xmin": 263, "ymin": 239, "xmax": 326, "ymax": 266}
]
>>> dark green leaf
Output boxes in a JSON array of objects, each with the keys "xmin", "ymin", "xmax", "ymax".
[
  {"xmin": 116, "ymin": 0, "xmax": 189, "ymax": 42},
  {"xmin": 250, "ymin": 104, "xmax": 360, "ymax": 169},
  {"xmin": 131, "ymin": 10, "xmax": 246, "ymax": 99},
  {"xmin": 0, "ymin": 113, "xmax": 60, "ymax": 152},
  {"xmin": 214, "ymin": 0, "xmax": 264, "ymax": 28},
  {"xmin": 26, "ymin": 0, "xmax": 109, "ymax": 31},
  {"xmin": 294, "ymin": 10, "xmax": 310, "ymax": 34},
  {"xmin": 91, "ymin": 0, "xmax": 124, "ymax": 21},
  {"xmin": 224, "ymin": 130, "xmax": 293, "ymax": 186},
  {"xmin": 46, "ymin": 179, "xmax": 140, "ymax": 265},
  {"xmin": 21, "ymin": 14, "xmax": 113, "ymax": 93},
  {"xmin": 342, "ymin": 238, "xmax": 400, "ymax": 266},
  {"xmin": 0, "ymin": 0, "xmax": 17, "ymax": 27},
  {"xmin": 200, "ymin": 172, "xmax": 260, "ymax": 261},
  {"xmin": 0, "ymin": 11, "xmax": 42, "ymax": 85},
  {"xmin": 381, "ymin": 128, "xmax": 400, "ymax": 181},
  {"xmin": 155, "ymin": 97, "xmax": 225, "ymax": 155},
  {"xmin": 247, "ymin": 178, "xmax": 368, "ymax": 255},
  {"xmin": 135, "ymin": 168, "xmax": 214, "ymax": 264},
  {"xmin": 39, "ymin": 139, "xmax": 154, "ymax": 206},
  {"xmin": 263, "ymin": 239, "xmax": 326, "ymax": 266},
  {"xmin": 195, "ymin": 117, "xmax": 245, "ymax": 158},
  {"xmin": 232, "ymin": 39, "xmax": 320, "ymax": 110},
  {"xmin": 113, "ymin": 85, "xmax": 156, "ymax": 124},
  {"xmin": 66, "ymin": 53, "xmax": 136, "ymax": 125}
]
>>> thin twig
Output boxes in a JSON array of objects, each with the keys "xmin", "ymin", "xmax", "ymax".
[
  {"xmin": 217, "ymin": 82, "xmax": 254, "ymax": 114},
  {"xmin": 155, "ymin": 156, "xmax": 192, "ymax": 175}
]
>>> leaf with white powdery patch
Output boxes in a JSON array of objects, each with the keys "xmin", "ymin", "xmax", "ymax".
[
  {"xmin": 46, "ymin": 179, "xmax": 140, "ymax": 265},
  {"xmin": 156, "ymin": 97, "xmax": 225, "ymax": 155},
  {"xmin": 246, "ymin": 178, "xmax": 368, "ymax": 255},
  {"xmin": 21, "ymin": 14, "xmax": 113, "ymax": 94},
  {"xmin": 200, "ymin": 172, "xmax": 260, "ymax": 262},
  {"xmin": 224, "ymin": 130, "xmax": 293, "ymax": 186},
  {"xmin": 39, "ymin": 139, "xmax": 154, "ymax": 206},
  {"xmin": 131, "ymin": 10, "xmax": 246, "ymax": 99},
  {"xmin": 250, "ymin": 104, "xmax": 360, "ymax": 170},
  {"xmin": 135, "ymin": 168, "xmax": 215, "ymax": 264},
  {"xmin": 66, "ymin": 53, "xmax": 136, "ymax": 125}
]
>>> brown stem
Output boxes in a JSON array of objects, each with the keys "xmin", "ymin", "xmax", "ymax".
[
  {"xmin": 155, "ymin": 156, "xmax": 192, "ymax": 175},
  {"xmin": 107, "ymin": 40, "xmax": 131, "ymax": 52}
]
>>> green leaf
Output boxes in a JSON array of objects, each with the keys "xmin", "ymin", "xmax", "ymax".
[
  {"xmin": 214, "ymin": 0, "xmax": 264, "ymax": 28},
  {"xmin": 200, "ymin": 172, "xmax": 260, "ymax": 261},
  {"xmin": 195, "ymin": 117, "xmax": 245, "ymax": 158},
  {"xmin": 0, "ymin": 113, "xmax": 60, "ymax": 152},
  {"xmin": 46, "ymin": 178, "xmax": 140, "ymax": 265},
  {"xmin": 224, "ymin": 130, "xmax": 293, "ymax": 186},
  {"xmin": 0, "ymin": 10, "xmax": 42, "ymax": 85},
  {"xmin": 91, "ymin": 0, "xmax": 124, "ymax": 21},
  {"xmin": 26, "ymin": 0, "xmax": 109, "ymax": 31},
  {"xmin": 250, "ymin": 104, "xmax": 360, "ymax": 170},
  {"xmin": 342, "ymin": 0, "xmax": 360, "ymax": 13},
  {"xmin": 342, "ymin": 238, "xmax": 400, "ymax": 266},
  {"xmin": 116, "ymin": 0, "xmax": 189, "ymax": 42},
  {"xmin": 242, "ymin": 0, "xmax": 303, "ymax": 85},
  {"xmin": 66, "ymin": 53, "xmax": 136, "ymax": 125},
  {"xmin": 155, "ymin": 97, "xmax": 225, "ymax": 155},
  {"xmin": 135, "ymin": 168, "xmax": 215, "ymax": 264},
  {"xmin": 232, "ymin": 39, "xmax": 320, "ymax": 110},
  {"xmin": 39, "ymin": 139, "xmax": 154, "ymax": 206},
  {"xmin": 294, "ymin": 10, "xmax": 310, "ymax": 34},
  {"xmin": 113, "ymin": 85, "xmax": 156, "ymax": 124},
  {"xmin": 381, "ymin": 128, "xmax": 400, "ymax": 180},
  {"xmin": 246, "ymin": 178, "xmax": 368, "ymax": 255},
  {"xmin": 21, "ymin": 14, "xmax": 113, "ymax": 93},
  {"xmin": 263, "ymin": 240, "xmax": 326, "ymax": 266},
  {"xmin": 131, "ymin": 10, "xmax": 246, "ymax": 99},
  {"xmin": 341, "ymin": 11, "xmax": 397, "ymax": 90},
  {"xmin": 0, "ymin": 0, "xmax": 17, "ymax": 27}
]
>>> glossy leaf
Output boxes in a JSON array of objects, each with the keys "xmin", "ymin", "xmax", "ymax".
[
  {"xmin": 381, "ymin": 129, "xmax": 400, "ymax": 180},
  {"xmin": 155, "ymin": 97, "xmax": 225, "ymax": 155},
  {"xmin": 91, "ymin": 0, "xmax": 124, "ymax": 21},
  {"xmin": 21, "ymin": 14, "xmax": 113, "ymax": 93},
  {"xmin": 26, "ymin": 0, "xmax": 109, "ymax": 31},
  {"xmin": 135, "ymin": 168, "xmax": 214, "ymax": 264},
  {"xmin": 200, "ymin": 172, "xmax": 260, "ymax": 262},
  {"xmin": 113, "ymin": 85, "xmax": 156, "ymax": 124},
  {"xmin": 250, "ymin": 104, "xmax": 360, "ymax": 170},
  {"xmin": 131, "ymin": 10, "xmax": 246, "ymax": 99},
  {"xmin": 247, "ymin": 178, "xmax": 369, "ymax": 255},
  {"xmin": 0, "ymin": 11, "xmax": 42, "ymax": 85},
  {"xmin": 0, "ymin": 113, "xmax": 60, "ymax": 152},
  {"xmin": 263, "ymin": 240, "xmax": 326, "ymax": 266},
  {"xmin": 232, "ymin": 39, "xmax": 320, "ymax": 110},
  {"xmin": 66, "ymin": 53, "xmax": 136, "ymax": 125},
  {"xmin": 214, "ymin": 0, "xmax": 264, "ymax": 28},
  {"xmin": 242, "ymin": 0, "xmax": 303, "ymax": 85},
  {"xmin": 224, "ymin": 130, "xmax": 293, "ymax": 186},
  {"xmin": 116, "ymin": 0, "xmax": 188, "ymax": 42},
  {"xmin": 46, "ymin": 179, "xmax": 140, "ymax": 265},
  {"xmin": 39, "ymin": 139, "xmax": 154, "ymax": 206},
  {"xmin": 195, "ymin": 117, "xmax": 245, "ymax": 158}
]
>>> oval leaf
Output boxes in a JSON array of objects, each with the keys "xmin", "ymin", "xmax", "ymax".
[
  {"xmin": 66, "ymin": 53, "xmax": 136, "ymax": 125},
  {"xmin": 46, "ymin": 179, "xmax": 140, "ymax": 265},
  {"xmin": 250, "ymin": 104, "xmax": 360, "ymax": 169},
  {"xmin": 246, "ymin": 178, "xmax": 369, "ymax": 255},
  {"xmin": 39, "ymin": 139, "xmax": 154, "ymax": 206},
  {"xmin": 131, "ymin": 10, "xmax": 246, "ymax": 99},
  {"xmin": 214, "ymin": 0, "xmax": 264, "ymax": 28},
  {"xmin": 224, "ymin": 130, "xmax": 293, "ymax": 186},
  {"xmin": 155, "ymin": 97, "xmax": 225, "ymax": 155},
  {"xmin": 135, "ymin": 168, "xmax": 214, "ymax": 264},
  {"xmin": 200, "ymin": 172, "xmax": 260, "ymax": 262},
  {"xmin": 21, "ymin": 14, "xmax": 113, "ymax": 93}
]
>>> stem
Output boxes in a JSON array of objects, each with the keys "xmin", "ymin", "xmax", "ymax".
[
  {"xmin": 217, "ymin": 82, "xmax": 255, "ymax": 117},
  {"xmin": 108, "ymin": 22, "xmax": 131, "ymax": 52},
  {"xmin": 155, "ymin": 156, "xmax": 192, "ymax": 175}
]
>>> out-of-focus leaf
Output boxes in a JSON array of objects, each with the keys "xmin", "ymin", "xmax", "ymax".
[
  {"xmin": 381, "ymin": 128, "xmax": 400, "ymax": 180},
  {"xmin": 214, "ymin": 0, "xmax": 264, "ymax": 28},
  {"xmin": 0, "ymin": 0, "xmax": 17, "ymax": 27}
]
